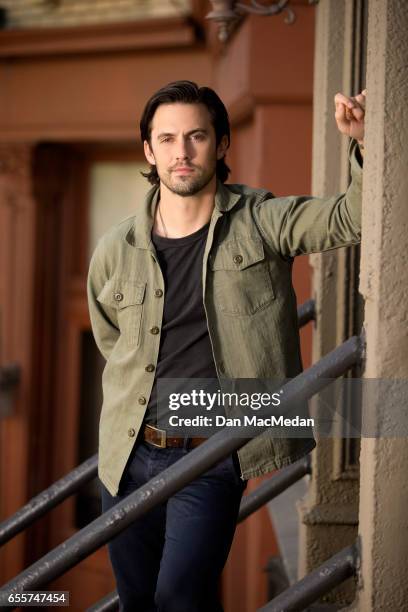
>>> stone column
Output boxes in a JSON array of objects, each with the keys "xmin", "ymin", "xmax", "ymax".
[
  {"xmin": 297, "ymin": 0, "xmax": 364, "ymax": 606},
  {"xmin": 355, "ymin": 1, "xmax": 408, "ymax": 609}
]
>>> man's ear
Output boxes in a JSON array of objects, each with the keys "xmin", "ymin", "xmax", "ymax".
[
  {"xmin": 216, "ymin": 135, "xmax": 229, "ymax": 160},
  {"xmin": 144, "ymin": 140, "xmax": 156, "ymax": 166}
]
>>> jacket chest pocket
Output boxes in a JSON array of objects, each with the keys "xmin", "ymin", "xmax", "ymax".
[
  {"xmin": 209, "ymin": 237, "xmax": 275, "ymax": 316},
  {"xmin": 97, "ymin": 279, "xmax": 146, "ymax": 348}
]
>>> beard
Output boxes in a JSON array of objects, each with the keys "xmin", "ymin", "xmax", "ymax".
[{"xmin": 158, "ymin": 163, "xmax": 216, "ymax": 197}]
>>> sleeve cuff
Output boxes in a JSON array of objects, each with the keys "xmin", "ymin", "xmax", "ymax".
[{"xmin": 349, "ymin": 138, "xmax": 364, "ymax": 173}]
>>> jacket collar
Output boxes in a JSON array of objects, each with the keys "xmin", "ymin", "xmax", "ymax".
[
  {"xmin": 126, "ymin": 179, "xmax": 242, "ymax": 249},
  {"xmin": 214, "ymin": 179, "xmax": 242, "ymax": 213}
]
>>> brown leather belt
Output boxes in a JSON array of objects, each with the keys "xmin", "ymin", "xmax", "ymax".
[{"xmin": 143, "ymin": 423, "xmax": 207, "ymax": 449}]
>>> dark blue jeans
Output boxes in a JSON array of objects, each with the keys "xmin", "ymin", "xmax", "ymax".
[{"xmin": 100, "ymin": 439, "xmax": 247, "ymax": 612}]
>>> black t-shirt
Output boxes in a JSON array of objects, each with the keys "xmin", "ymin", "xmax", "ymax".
[{"xmin": 144, "ymin": 222, "xmax": 218, "ymax": 424}]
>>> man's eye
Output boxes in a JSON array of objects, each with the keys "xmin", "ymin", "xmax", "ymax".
[
  {"xmin": 192, "ymin": 134, "xmax": 205, "ymax": 141},
  {"xmin": 160, "ymin": 137, "xmax": 173, "ymax": 143}
]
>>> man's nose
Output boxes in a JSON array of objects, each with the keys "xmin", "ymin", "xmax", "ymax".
[{"xmin": 175, "ymin": 138, "xmax": 190, "ymax": 160}]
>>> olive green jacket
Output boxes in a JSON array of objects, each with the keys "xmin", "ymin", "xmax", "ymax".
[{"xmin": 87, "ymin": 139, "xmax": 363, "ymax": 496}]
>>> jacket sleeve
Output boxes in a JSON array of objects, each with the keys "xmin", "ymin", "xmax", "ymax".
[
  {"xmin": 87, "ymin": 242, "xmax": 120, "ymax": 361},
  {"xmin": 253, "ymin": 139, "xmax": 363, "ymax": 258}
]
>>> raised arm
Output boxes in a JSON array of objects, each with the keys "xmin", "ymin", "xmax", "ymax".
[{"xmin": 253, "ymin": 90, "xmax": 366, "ymax": 258}]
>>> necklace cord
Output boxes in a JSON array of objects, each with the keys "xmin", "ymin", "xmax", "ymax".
[{"xmin": 158, "ymin": 201, "xmax": 168, "ymax": 238}]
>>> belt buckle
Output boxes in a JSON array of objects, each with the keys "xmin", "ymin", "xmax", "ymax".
[{"xmin": 146, "ymin": 423, "xmax": 167, "ymax": 448}]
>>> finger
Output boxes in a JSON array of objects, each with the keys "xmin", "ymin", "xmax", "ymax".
[
  {"xmin": 349, "ymin": 95, "xmax": 365, "ymax": 110},
  {"xmin": 344, "ymin": 100, "xmax": 364, "ymax": 120},
  {"xmin": 345, "ymin": 107, "xmax": 354, "ymax": 122},
  {"xmin": 335, "ymin": 102, "xmax": 347, "ymax": 123},
  {"xmin": 334, "ymin": 92, "xmax": 355, "ymax": 109},
  {"xmin": 351, "ymin": 106, "xmax": 364, "ymax": 121},
  {"xmin": 354, "ymin": 93, "xmax": 366, "ymax": 108},
  {"xmin": 342, "ymin": 104, "xmax": 364, "ymax": 123},
  {"xmin": 349, "ymin": 98, "xmax": 365, "ymax": 118}
]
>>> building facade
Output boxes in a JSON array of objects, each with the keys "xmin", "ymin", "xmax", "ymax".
[{"xmin": 1, "ymin": 0, "xmax": 407, "ymax": 610}]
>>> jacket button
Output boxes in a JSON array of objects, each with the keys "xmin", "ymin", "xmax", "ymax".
[
  {"xmin": 150, "ymin": 326, "xmax": 160, "ymax": 335},
  {"xmin": 145, "ymin": 364, "xmax": 155, "ymax": 372},
  {"xmin": 114, "ymin": 292, "xmax": 124, "ymax": 301},
  {"xmin": 138, "ymin": 396, "xmax": 147, "ymax": 405},
  {"xmin": 128, "ymin": 428, "xmax": 136, "ymax": 437},
  {"xmin": 154, "ymin": 289, "xmax": 163, "ymax": 298},
  {"xmin": 233, "ymin": 254, "xmax": 243, "ymax": 265}
]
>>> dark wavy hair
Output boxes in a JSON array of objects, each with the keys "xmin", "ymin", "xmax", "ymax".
[{"xmin": 140, "ymin": 80, "xmax": 231, "ymax": 185}]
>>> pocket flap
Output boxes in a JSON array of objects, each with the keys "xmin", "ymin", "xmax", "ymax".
[
  {"xmin": 97, "ymin": 279, "xmax": 146, "ymax": 309},
  {"xmin": 209, "ymin": 237, "xmax": 265, "ymax": 271}
]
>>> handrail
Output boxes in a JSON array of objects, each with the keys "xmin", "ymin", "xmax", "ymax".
[
  {"xmin": 297, "ymin": 298, "xmax": 315, "ymax": 328},
  {"xmin": 0, "ymin": 454, "xmax": 310, "ymax": 549},
  {"xmin": 237, "ymin": 456, "xmax": 311, "ymax": 523},
  {"xmin": 86, "ymin": 456, "xmax": 312, "ymax": 612},
  {"xmin": 257, "ymin": 542, "xmax": 359, "ymax": 612},
  {"xmin": 87, "ymin": 592, "xmax": 118, "ymax": 612},
  {"xmin": 0, "ymin": 300, "xmax": 315, "ymax": 547},
  {"xmin": 0, "ymin": 333, "xmax": 363, "ymax": 598},
  {"xmin": 0, "ymin": 455, "xmax": 98, "ymax": 547}
]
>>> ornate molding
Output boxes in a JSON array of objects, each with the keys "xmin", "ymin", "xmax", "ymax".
[{"xmin": 206, "ymin": 0, "xmax": 318, "ymax": 42}]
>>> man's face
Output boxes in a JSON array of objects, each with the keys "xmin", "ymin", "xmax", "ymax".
[{"xmin": 144, "ymin": 102, "xmax": 228, "ymax": 197}]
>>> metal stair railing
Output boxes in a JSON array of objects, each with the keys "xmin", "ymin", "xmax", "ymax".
[
  {"xmin": 88, "ymin": 535, "xmax": 358, "ymax": 612},
  {"xmin": 0, "ymin": 455, "xmax": 98, "ymax": 547},
  {"xmin": 258, "ymin": 541, "xmax": 359, "ymax": 612},
  {"xmin": 0, "ymin": 300, "xmax": 316, "ymax": 547},
  {"xmin": 296, "ymin": 298, "xmax": 316, "ymax": 328},
  {"xmin": 238, "ymin": 456, "xmax": 311, "ymax": 523},
  {"xmin": 86, "ymin": 457, "xmax": 312, "ymax": 612},
  {"xmin": 0, "ymin": 331, "xmax": 363, "ymax": 606}
]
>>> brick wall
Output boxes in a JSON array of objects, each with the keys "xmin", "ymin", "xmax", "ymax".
[{"xmin": 0, "ymin": 0, "xmax": 191, "ymax": 29}]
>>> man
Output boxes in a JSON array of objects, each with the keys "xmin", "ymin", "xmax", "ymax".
[{"xmin": 87, "ymin": 80, "xmax": 366, "ymax": 611}]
